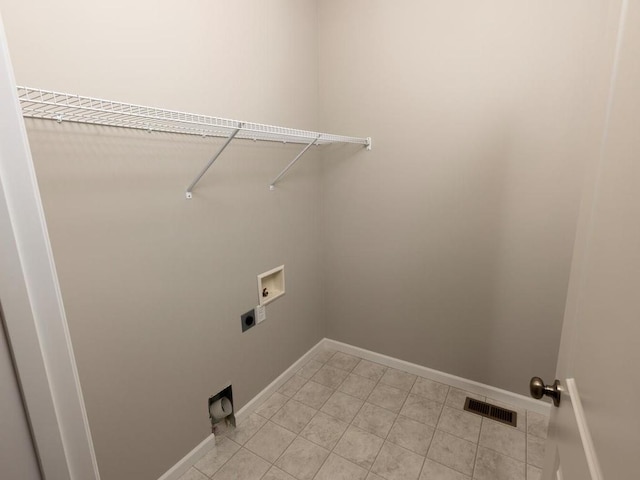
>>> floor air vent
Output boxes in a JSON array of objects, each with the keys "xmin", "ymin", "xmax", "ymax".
[{"xmin": 464, "ymin": 397, "xmax": 517, "ymax": 427}]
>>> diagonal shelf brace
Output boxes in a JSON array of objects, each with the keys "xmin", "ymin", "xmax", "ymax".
[
  {"xmin": 269, "ymin": 134, "xmax": 322, "ymax": 191},
  {"xmin": 185, "ymin": 124, "xmax": 242, "ymax": 199}
]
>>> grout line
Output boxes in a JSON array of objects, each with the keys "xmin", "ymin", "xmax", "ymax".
[
  {"xmin": 314, "ymin": 353, "xmax": 369, "ymax": 474},
  {"xmin": 525, "ymin": 428, "xmax": 529, "ymax": 478},
  {"xmin": 330, "ymin": 351, "xmax": 384, "ymax": 474},
  {"xmin": 191, "ymin": 465, "xmax": 209, "ymax": 479},
  {"xmin": 204, "ymin": 348, "xmax": 537, "ymax": 480},
  {"xmin": 472, "ymin": 418, "xmax": 483, "ymax": 479}
]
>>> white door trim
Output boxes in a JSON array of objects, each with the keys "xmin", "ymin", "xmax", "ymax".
[
  {"xmin": 0, "ymin": 13, "xmax": 99, "ymax": 480},
  {"xmin": 565, "ymin": 379, "xmax": 603, "ymax": 480}
]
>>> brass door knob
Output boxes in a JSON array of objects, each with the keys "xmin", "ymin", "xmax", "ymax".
[{"xmin": 530, "ymin": 377, "xmax": 561, "ymax": 407}]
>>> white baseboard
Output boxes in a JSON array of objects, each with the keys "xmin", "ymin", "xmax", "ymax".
[
  {"xmin": 157, "ymin": 433, "xmax": 216, "ymax": 480},
  {"xmin": 323, "ymin": 338, "xmax": 551, "ymax": 415},
  {"xmin": 233, "ymin": 338, "xmax": 328, "ymax": 424},
  {"xmin": 158, "ymin": 336, "xmax": 549, "ymax": 479},
  {"xmin": 156, "ymin": 338, "xmax": 328, "ymax": 480}
]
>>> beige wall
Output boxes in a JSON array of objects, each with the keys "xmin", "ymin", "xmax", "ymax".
[
  {"xmin": 318, "ymin": 0, "xmax": 609, "ymax": 395},
  {"xmin": 0, "ymin": 0, "xmax": 614, "ymax": 478},
  {"xmin": 0, "ymin": 1, "xmax": 324, "ymax": 479}
]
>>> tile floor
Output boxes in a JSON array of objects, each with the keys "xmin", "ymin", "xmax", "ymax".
[{"xmin": 179, "ymin": 349, "xmax": 549, "ymax": 480}]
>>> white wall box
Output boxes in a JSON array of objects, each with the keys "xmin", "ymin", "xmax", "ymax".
[{"xmin": 257, "ymin": 266, "xmax": 285, "ymax": 306}]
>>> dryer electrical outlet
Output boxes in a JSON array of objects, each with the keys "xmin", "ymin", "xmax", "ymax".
[{"xmin": 241, "ymin": 309, "xmax": 256, "ymax": 332}]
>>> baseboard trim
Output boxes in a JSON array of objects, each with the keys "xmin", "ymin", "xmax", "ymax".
[
  {"xmin": 156, "ymin": 338, "xmax": 328, "ymax": 480},
  {"xmin": 157, "ymin": 433, "xmax": 216, "ymax": 480},
  {"xmin": 158, "ymin": 336, "xmax": 550, "ymax": 479},
  {"xmin": 323, "ymin": 338, "xmax": 551, "ymax": 415},
  {"xmin": 233, "ymin": 338, "xmax": 328, "ymax": 424}
]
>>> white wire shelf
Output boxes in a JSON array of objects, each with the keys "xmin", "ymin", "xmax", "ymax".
[
  {"xmin": 17, "ymin": 86, "xmax": 371, "ymax": 198},
  {"xmin": 16, "ymin": 86, "xmax": 370, "ymax": 147}
]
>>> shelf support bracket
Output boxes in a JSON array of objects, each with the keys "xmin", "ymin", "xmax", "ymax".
[
  {"xmin": 269, "ymin": 134, "xmax": 321, "ymax": 191},
  {"xmin": 185, "ymin": 124, "xmax": 243, "ymax": 199}
]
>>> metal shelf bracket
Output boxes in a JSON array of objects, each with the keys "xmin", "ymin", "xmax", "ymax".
[
  {"xmin": 185, "ymin": 124, "xmax": 243, "ymax": 199},
  {"xmin": 269, "ymin": 134, "xmax": 321, "ymax": 191}
]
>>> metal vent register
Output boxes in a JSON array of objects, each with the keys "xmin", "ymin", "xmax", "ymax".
[{"xmin": 464, "ymin": 397, "xmax": 517, "ymax": 427}]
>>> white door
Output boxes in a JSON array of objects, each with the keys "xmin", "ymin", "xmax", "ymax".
[
  {"xmin": 0, "ymin": 13, "xmax": 99, "ymax": 480},
  {"xmin": 0, "ymin": 306, "xmax": 41, "ymax": 480},
  {"xmin": 541, "ymin": 1, "xmax": 640, "ymax": 478}
]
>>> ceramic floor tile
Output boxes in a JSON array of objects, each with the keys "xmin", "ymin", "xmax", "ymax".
[
  {"xmin": 177, "ymin": 467, "xmax": 208, "ymax": 480},
  {"xmin": 526, "ymin": 411, "xmax": 549, "ymax": 439},
  {"xmin": 411, "ymin": 377, "xmax": 450, "ymax": 403},
  {"xmin": 387, "ymin": 415, "xmax": 435, "ymax": 456},
  {"xmin": 271, "ymin": 399, "xmax": 317, "ymax": 434},
  {"xmin": 278, "ymin": 375, "xmax": 308, "ymax": 397},
  {"xmin": 194, "ymin": 436, "xmax": 241, "ymax": 476},
  {"xmin": 473, "ymin": 446, "xmax": 525, "ymax": 480},
  {"xmin": 352, "ymin": 402, "xmax": 397, "ymax": 438},
  {"xmin": 314, "ymin": 453, "xmax": 368, "ymax": 480},
  {"xmin": 314, "ymin": 349, "xmax": 337, "ymax": 363},
  {"xmin": 274, "ymin": 437, "xmax": 329, "ymax": 480},
  {"xmin": 292, "ymin": 380, "xmax": 334, "ymax": 409},
  {"xmin": 427, "ymin": 430, "xmax": 476, "ymax": 477},
  {"xmin": 338, "ymin": 373, "xmax": 377, "ymax": 400},
  {"xmin": 371, "ymin": 441, "xmax": 425, "ymax": 480},
  {"xmin": 479, "ymin": 419, "xmax": 526, "ymax": 461},
  {"xmin": 320, "ymin": 391, "xmax": 365, "ymax": 423},
  {"xmin": 297, "ymin": 359, "xmax": 324, "ymax": 379},
  {"xmin": 311, "ymin": 365, "xmax": 350, "ymax": 389},
  {"xmin": 380, "ymin": 368, "xmax": 418, "ymax": 392},
  {"xmin": 400, "ymin": 394, "xmax": 443, "ymax": 427},
  {"xmin": 255, "ymin": 393, "xmax": 289, "ymax": 419},
  {"xmin": 262, "ymin": 466, "xmax": 296, "ymax": 480},
  {"xmin": 211, "ymin": 448, "xmax": 270, "ymax": 480},
  {"xmin": 218, "ymin": 350, "xmax": 544, "ymax": 480},
  {"xmin": 212, "ymin": 420, "xmax": 234, "ymax": 437},
  {"xmin": 300, "ymin": 411, "xmax": 349, "ymax": 450},
  {"xmin": 366, "ymin": 473, "xmax": 386, "ymax": 480},
  {"xmin": 527, "ymin": 434, "xmax": 545, "ymax": 468},
  {"xmin": 352, "ymin": 359, "xmax": 387, "ymax": 382},
  {"xmin": 527, "ymin": 464, "xmax": 542, "ymax": 480},
  {"xmin": 327, "ymin": 351, "xmax": 361, "ymax": 372},
  {"xmin": 419, "ymin": 459, "xmax": 471, "ymax": 480},
  {"xmin": 486, "ymin": 398, "xmax": 526, "ymax": 432},
  {"xmin": 367, "ymin": 382, "xmax": 408, "ymax": 413},
  {"xmin": 244, "ymin": 421, "xmax": 296, "ymax": 463},
  {"xmin": 445, "ymin": 388, "xmax": 485, "ymax": 410},
  {"xmin": 334, "ymin": 425, "xmax": 384, "ymax": 470},
  {"xmin": 225, "ymin": 413, "xmax": 267, "ymax": 445},
  {"xmin": 437, "ymin": 406, "xmax": 481, "ymax": 443}
]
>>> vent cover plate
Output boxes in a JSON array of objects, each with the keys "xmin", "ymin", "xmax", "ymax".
[{"xmin": 464, "ymin": 397, "xmax": 517, "ymax": 427}]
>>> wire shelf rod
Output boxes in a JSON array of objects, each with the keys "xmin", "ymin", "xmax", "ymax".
[
  {"xmin": 185, "ymin": 126, "xmax": 243, "ymax": 199},
  {"xmin": 17, "ymin": 86, "xmax": 369, "ymax": 146},
  {"xmin": 16, "ymin": 86, "xmax": 371, "ymax": 196},
  {"xmin": 270, "ymin": 134, "xmax": 322, "ymax": 190}
]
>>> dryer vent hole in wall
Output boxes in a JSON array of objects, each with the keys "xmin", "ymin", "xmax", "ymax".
[
  {"xmin": 464, "ymin": 397, "xmax": 518, "ymax": 427},
  {"xmin": 209, "ymin": 385, "xmax": 235, "ymax": 435}
]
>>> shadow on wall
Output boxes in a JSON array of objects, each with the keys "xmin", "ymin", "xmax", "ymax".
[
  {"xmin": 26, "ymin": 117, "xmax": 326, "ymax": 480},
  {"xmin": 320, "ymin": 111, "xmax": 551, "ymax": 391}
]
